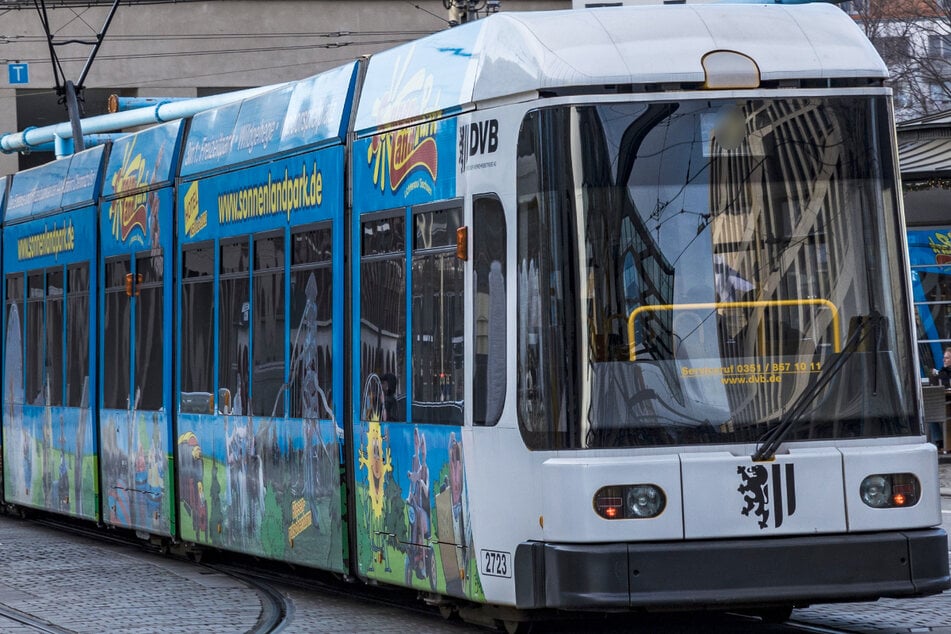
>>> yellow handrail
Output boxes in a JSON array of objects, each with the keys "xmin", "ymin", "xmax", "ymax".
[{"xmin": 626, "ymin": 299, "xmax": 841, "ymax": 361}]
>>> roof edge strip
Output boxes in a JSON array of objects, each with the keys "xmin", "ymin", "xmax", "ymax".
[
  {"xmin": 178, "ymin": 135, "xmax": 344, "ymax": 182},
  {"xmin": 353, "ymin": 103, "xmax": 472, "ymax": 139}
]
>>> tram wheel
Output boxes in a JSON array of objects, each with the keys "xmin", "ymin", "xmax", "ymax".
[
  {"xmin": 497, "ymin": 618, "xmax": 532, "ymax": 634},
  {"xmin": 754, "ymin": 606, "xmax": 793, "ymax": 624}
]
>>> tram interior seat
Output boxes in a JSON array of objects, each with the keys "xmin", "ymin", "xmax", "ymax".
[{"xmin": 181, "ymin": 391, "xmax": 214, "ymax": 414}]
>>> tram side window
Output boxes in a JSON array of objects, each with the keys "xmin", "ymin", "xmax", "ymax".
[
  {"xmin": 289, "ymin": 226, "xmax": 333, "ymax": 419},
  {"xmin": 135, "ymin": 253, "xmax": 164, "ymax": 411},
  {"xmin": 361, "ymin": 212, "xmax": 406, "ymax": 422},
  {"xmin": 66, "ymin": 264, "xmax": 89, "ymax": 408},
  {"xmin": 473, "ymin": 195, "xmax": 506, "ymax": 426},
  {"xmin": 220, "ymin": 239, "xmax": 250, "ymax": 415},
  {"xmin": 46, "ymin": 268, "xmax": 64, "ymax": 407},
  {"xmin": 252, "ymin": 234, "xmax": 285, "ymax": 417},
  {"xmin": 26, "ymin": 272, "xmax": 45, "ymax": 405},
  {"xmin": 181, "ymin": 242, "xmax": 215, "ymax": 412},
  {"xmin": 5, "ymin": 274, "xmax": 25, "ymax": 405},
  {"xmin": 412, "ymin": 205, "xmax": 464, "ymax": 425},
  {"xmin": 103, "ymin": 259, "xmax": 131, "ymax": 410}
]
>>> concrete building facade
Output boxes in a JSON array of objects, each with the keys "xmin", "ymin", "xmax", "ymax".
[{"xmin": 0, "ymin": 0, "xmax": 568, "ymax": 174}]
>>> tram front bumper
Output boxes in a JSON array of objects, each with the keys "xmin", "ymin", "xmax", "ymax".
[{"xmin": 513, "ymin": 528, "xmax": 950, "ymax": 610}]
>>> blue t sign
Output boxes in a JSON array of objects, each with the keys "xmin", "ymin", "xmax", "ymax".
[{"xmin": 8, "ymin": 63, "xmax": 29, "ymax": 85}]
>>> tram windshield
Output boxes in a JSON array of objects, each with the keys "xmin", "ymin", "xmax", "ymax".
[{"xmin": 515, "ymin": 96, "xmax": 917, "ymax": 450}]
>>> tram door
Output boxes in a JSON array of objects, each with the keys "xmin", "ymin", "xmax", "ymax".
[{"xmin": 101, "ymin": 250, "xmax": 170, "ymax": 535}]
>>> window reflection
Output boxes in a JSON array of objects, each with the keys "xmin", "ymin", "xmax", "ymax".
[
  {"xmin": 5, "ymin": 274, "xmax": 25, "ymax": 405},
  {"xmin": 361, "ymin": 213, "xmax": 406, "ymax": 422},
  {"xmin": 219, "ymin": 239, "xmax": 250, "ymax": 415},
  {"xmin": 66, "ymin": 265, "xmax": 89, "ymax": 408},
  {"xmin": 136, "ymin": 254, "xmax": 164, "ymax": 411},
  {"xmin": 412, "ymin": 205, "xmax": 464, "ymax": 424},
  {"xmin": 517, "ymin": 97, "xmax": 914, "ymax": 450},
  {"xmin": 289, "ymin": 226, "xmax": 333, "ymax": 420},
  {"xmin": 181, "ymin": 243, "xmax": 214, "ymax": 412},
  {"xmin": 103, "ymin": 260, "xmax": 130, "ymax": 410},
  {"xmin": 473, "ymin": 196, "xmax": 506, "ymax": 426}
]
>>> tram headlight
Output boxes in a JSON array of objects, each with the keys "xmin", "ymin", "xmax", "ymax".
[
  {"xmin": 627, "ymin": 484, "xmax": 665, "ymax": 518},
  {"xmin": 594, "ymin": 484, "xmax": 666, "ymax": 520},
  {"xmin": 860, "ymin": 473, "xmax": 920, "ymax": 509}
]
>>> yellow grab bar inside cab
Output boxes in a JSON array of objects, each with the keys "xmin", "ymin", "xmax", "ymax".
[{"xmin": 626, "ymin": 299, "xmax": 841, "ymax": 361}]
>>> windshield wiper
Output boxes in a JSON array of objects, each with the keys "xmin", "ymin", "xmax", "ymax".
[{"xmin": 751, "ymin": 311, "xmax": 885, "ymax": 462}]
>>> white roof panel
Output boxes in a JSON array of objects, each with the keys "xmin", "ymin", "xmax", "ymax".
[{"xmin": 356, "ymin": 4, "xmax": 886, "ymax": 132}]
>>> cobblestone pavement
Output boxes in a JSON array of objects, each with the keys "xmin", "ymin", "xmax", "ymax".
[
  {"xmin": 0, "ymin": 515, "xmax": 471, "ymax": 633},
  {"xmin": 0, "ymin": 517, "xmax": 261, "ymax": 634}
]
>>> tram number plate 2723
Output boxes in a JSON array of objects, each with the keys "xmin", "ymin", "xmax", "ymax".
[{"xmin": 480, "ymin": 549, "xmax": 512, "ymax": 578}]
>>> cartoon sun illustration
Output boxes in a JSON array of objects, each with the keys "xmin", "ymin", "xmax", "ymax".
[{"xmin": 358, "ymin": 422, "xmax": 392, "ymax": 518}]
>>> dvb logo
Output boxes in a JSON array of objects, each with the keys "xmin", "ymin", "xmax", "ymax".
[{"xmin": 459, "ymin": 119, "xmax": 499, "ymax": 170}]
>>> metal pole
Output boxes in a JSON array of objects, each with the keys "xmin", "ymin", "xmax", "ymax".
[{"xmin": 64, "ymin": 80, "xmax": 85, "ymax": 153}]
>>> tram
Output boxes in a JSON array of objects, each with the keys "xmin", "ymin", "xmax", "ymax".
[{"xmin": 0, "ymin": 2, "xmax": 947, "ymax": 629}]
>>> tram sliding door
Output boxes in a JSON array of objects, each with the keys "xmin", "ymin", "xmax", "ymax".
[
  {"xmin": 354, "ymin": 201, "xmax": 477, "ymax": 597},
  {"xmin": 99, "ymin": 188, "xmax": 175, "ymax": 536}
]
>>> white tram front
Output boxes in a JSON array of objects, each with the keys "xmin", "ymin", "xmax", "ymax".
[{"xmin": 410, "ymin": 2, "xmax": 951, "ymax": 616}]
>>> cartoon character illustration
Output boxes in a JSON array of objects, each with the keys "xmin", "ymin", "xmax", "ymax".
[
  {"xmin": 22, "ymin": 426, "xmax": 32, "ymax": 497},
  {"xmin": 41, "ymin": 389, "xmax": 53, "ymax": 505},
  {"xmin": 405, "ymin": 427, "xmax": 435, "ymax": 590},
  {"xmin": 296, "ymin": 272, "xmax": 331, "ymax": 534},
  {"xmin": 358, "ymin": 396, "xmax": 393, "ymax": 572},
  {"xmin": 178, "ymin": 432, "xmax": 208, "ymax": 539},
  {"xmin": 146, "ymin": 412, "xmax": 166, "ymax": 525},
  {"xmin": 74, "ymin": 374, "xmax": 89, "ymax": 517},
  {"xmin": 438, "ymin": 431, "xmax": 471, "ymax": 595},
  {"xmin": 226, "ymin": 412, "xmax": 264, "ymax": 546},
  {"xmin": 55, "ymin": 414, "xmax": 69, "ymax": 511}
]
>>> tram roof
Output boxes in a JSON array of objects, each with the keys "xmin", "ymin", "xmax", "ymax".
[
  {"xmin": 4, "ymin": 144, "xmax": 106, "ymax": 223},
  {"xmin": 355, "ymin": 3, "xmax": 887, "ymax": 133}
]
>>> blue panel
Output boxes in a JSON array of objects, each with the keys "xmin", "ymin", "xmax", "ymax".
[
  {"xmin": 2, "ymin": 205, "xmax": 97, "ymax": 272},
  {"xmin": 351, "ymin": 117, "xmax": 457, "ymax": 213},
  {"xmin": 275, "ymin": 63, "xmax": 358, "ymax": 154},
  {"xmin": 223, "ymin": 83, "xmax": 295, "ymax": 162},
  {"xmin": 909, "ymin": 228, "xmax": 951, "ymax": 372},
  {"xmin": 6, "ymin": 160, "xmax": 68, "ymax": 221},
  {"xmin": 908, "ymin": 229, "xmax": 951, "ymax": 269},
  {"xmin": 355, "ymin": 26, "xmax": 482, "ymax": 133},
  {"xmin": 5, "ymin": 146, "xmax": 105, "ymax": 222},
  {"xmin": 102, "ymin": 120, "xmax": 184, "ymax": 198},
  {"xmin": 180, "ymin": 63, "xmax": 358, "ymax": 177},
  {"xmin": 61, "ymin": 146, "xmax": 106, "ymax": 210},
  {"xmin": 180, "ymin": 100, "xmax": 242, "ymax": 176},
  {"xmin": 179, "ymin": 145, "xmax": 344, "ymax": 243}
]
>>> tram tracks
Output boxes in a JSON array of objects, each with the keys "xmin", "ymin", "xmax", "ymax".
[
  {"xmin": 16, "ymin": 514, "xmax": 295, "ymax": 634},
  {"xmin": 0, "ymin": 604, "xmax": 76, "ymax": 634},
  {"xmin": 208, "ymin": 565, "xmax": 291, "ymax": 634}
]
